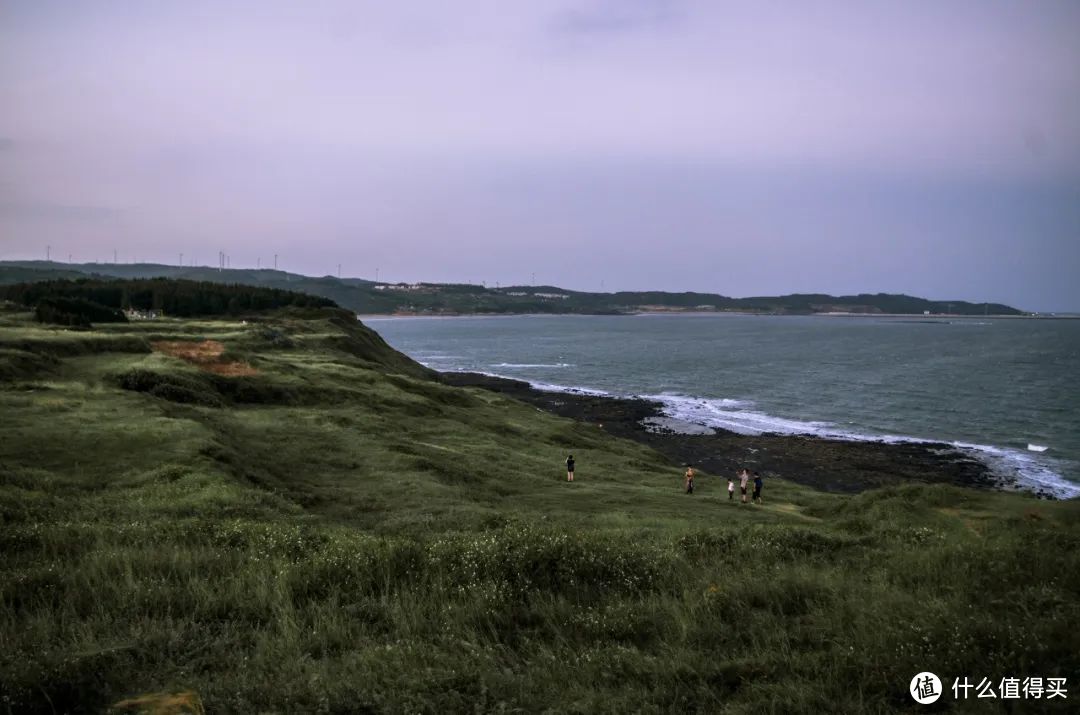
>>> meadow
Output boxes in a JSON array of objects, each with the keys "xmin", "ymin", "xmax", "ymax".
[{"xmin": 1, "ymin": 303, "xmax": 1077, "ymax": 713}]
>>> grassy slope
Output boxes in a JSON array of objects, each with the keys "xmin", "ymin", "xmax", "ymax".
[{"xmin": 0, "ymin": 308, "xmax": 1077, "ymax": 713}]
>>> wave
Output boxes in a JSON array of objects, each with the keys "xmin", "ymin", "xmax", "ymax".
[
  {"xmin": 949, "ymin": 441, "xmax": 1072, "ymax": 499},
  {"xmin": 646, "ymin": 394, "xmax": 1078, "ymax": 499},
  {"xmin": 423, "ymin": 356, "xmax": 1077, "ymax": 499},
  {"xmin": 439, "ymin": 368, "xmax": 610, "ymax": 396},
  {"xmin": 528, "ymin": 380, "xmax": 610, "ymax": 396},
  {"xmin": 483, "ymin": 380, "xmax": 1078, "ymax": 499}
]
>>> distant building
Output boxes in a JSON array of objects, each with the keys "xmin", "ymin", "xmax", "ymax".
[
  {"xmin": 374, "ymin": 283, "xmax": 426, "ymax": 292},
  {"xmin": 809, "ymin": 304, "xmax": 882, "ymax": 314}
]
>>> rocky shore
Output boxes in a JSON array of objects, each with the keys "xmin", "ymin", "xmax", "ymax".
[{"xmin": 441, "ymin": 371, "xmax": 1046, "ymax": 496}]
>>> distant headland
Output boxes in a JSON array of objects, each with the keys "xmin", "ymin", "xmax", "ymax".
[{"xmin": 0, "ymin": 260, "xmax": 1028, "ymax": 317}]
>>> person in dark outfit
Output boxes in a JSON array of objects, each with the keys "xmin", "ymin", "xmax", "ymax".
[
  {"xmin": 752, "ymin": 472, "xmax": 763, "ymax": 503},
  {"xmin": 566, "ymin": 454, "xmax": 575, "ymax": 482}
]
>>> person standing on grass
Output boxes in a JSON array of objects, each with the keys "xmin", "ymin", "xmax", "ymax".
[
  {"xmin": 753, "ymin": 472, "xmax": 763, "ymax": 503},
  {"xmin": 684, "ymin": 465, "xmax": 695, "ymax": 494},
  {"xmin": 727, "ymin": 477, "xmax": 735, "ymax": 501},
  {"xmin": 739, "ymin": 468, "xmax": 750, "ymax": 503},
  {"xmin": 566, "ymin": 454, "xmax": 575, "ymax": 482}
]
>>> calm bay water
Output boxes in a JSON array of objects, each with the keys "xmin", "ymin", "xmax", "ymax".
[{"xmin": 370, "ymin": 314, "xmax": 1080, "ymax": 498}]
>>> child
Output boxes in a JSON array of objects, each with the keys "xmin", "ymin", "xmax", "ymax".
[
  {"xmin": 684, "ymin": 465, "xmax": 695, "ymax": 494},
  {"xmin": 566, "ymin": 454, "xmax": 575, "ymax": 482},
  {"xmin": 727, "ymin": 478, "xmax": 735, "ymax": 500}
]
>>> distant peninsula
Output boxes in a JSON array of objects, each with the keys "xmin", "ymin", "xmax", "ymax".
[{"xmin": 0, "ymin": 260, "xmax": 1025, "ymax": 317}]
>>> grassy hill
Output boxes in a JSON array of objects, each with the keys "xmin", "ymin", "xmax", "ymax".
[
  {"xmin": 0, "ymin": 302, "xmax": 1074, "ymax": 712},
  {"xmin": 0, "ymin": 261, "xmax": 1025, "ymax": 316}
]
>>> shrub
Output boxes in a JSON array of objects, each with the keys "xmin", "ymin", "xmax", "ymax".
[
  {"xmin": 3, "ymin": 278, "xmax": 336, "ymax": 317},
  {"xmin": 0, "ymin": 348, "xmax": 58, "ymax": 382},
  {"xmin": 113, "ymin": 369, "xmax": 223, "ymax": 407},
  {"xmin": 207, "ymin": 375, "xmax": 299, "ymax": 405},
  {"xmin": 34, "ymin": 297, "xmax": 127, "ymax": 327}
]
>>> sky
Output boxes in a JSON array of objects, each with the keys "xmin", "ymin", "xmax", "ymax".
[{"xmin": 1, "ymin": 1, "xmax": 1079, "ymax": 311}]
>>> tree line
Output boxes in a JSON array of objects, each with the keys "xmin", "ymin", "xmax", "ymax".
[{"xmin": 1, "ymin": 278, "xmax": 338, "ymax": 325}]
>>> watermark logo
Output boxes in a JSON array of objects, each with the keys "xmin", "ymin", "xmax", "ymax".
[
  {"xmin": 910, "ymin": 672, "xmax": 943, "ymax": 704},
  {"xmin": 910, "ymin": 673, "xmax": 1067, "ymax": 703}
]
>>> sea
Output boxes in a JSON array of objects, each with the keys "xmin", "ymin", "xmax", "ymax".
[{"xmin": 368, "ymin": 314, "xmax": 1080, "ymax": 499}]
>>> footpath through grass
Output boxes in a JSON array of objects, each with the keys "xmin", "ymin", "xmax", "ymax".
[{"xmin": 1, "ymin": 307, "xmax": 1078, "ymax": 713}]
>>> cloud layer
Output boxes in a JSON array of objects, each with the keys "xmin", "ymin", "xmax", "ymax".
[{"xmin": 2, "ymin": 1, "xmax": 1079, "ymax": 309}]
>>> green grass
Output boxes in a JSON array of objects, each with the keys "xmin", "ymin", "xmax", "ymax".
[{"xmin": 1, "ymin": 309, "xmax": 1077, "ymax": 713}]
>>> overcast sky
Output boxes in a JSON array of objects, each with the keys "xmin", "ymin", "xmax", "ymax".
[{"xmin": 2, "ymin": 1, "xmax": 1079, "ymax": 310}]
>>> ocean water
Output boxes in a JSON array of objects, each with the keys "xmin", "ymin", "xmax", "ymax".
[{"xmin": 369, "ymin": 314, "xmax": 1080, "ymax": 498}]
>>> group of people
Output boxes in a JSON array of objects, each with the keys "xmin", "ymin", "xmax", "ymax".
[
  {"xmin": 686, "ymin": 465, "xmax": 762, "ymax": 503},
  {"xmin": 566, "ymin": 454, "xmax": 763, "ymax": 503},
  {"xmin": 732, "ymin": 468, "xmax": 763, "ymax": 503}
]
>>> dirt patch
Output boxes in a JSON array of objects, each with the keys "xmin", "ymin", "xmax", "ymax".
[
  {"xmin": 151, "ymin": 340, "xmax": 258, "ymax": 376},
  {"xmin": 201, "ymin": 361, "xmax": 258, "ymax": 376},
  {"xmin": 152, "ymin": 340, "xmax": 225, "ymax": 362}
]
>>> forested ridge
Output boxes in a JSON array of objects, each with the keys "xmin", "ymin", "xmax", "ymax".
[
  {"xmin": 0, "ymin": 262, "xmax": 1027, "ymax": 316},
  {"xmin": 1, "ymin": 277, "xmax": 336, "ymax": 319}
]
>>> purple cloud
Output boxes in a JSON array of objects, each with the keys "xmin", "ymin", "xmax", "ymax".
[{"xmin": 2, "ymin": 1, "xmax": 1079, "ymax": 309}]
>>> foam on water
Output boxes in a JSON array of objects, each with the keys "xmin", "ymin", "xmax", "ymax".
[
  {"xmin": 645, "ymin": 394, "xmax": 1079, "ymax": 499},
  {"xmin": 949, "ymin": 441, "xmax": 1075, "ymax": 499},
  {"xmin": 646, "ymin": 394, "xmax": 800, "ymax": 434},
  {"xmin": 464, "ymin": 379, "xmax": 1074, "ymax": 499},
  {"xmin": 528, "ymin": 380, "xmax": 609, "ymax": 396},
  {"xmin": 442, "ymin": 368, "xmax": 610, "ymax": 396},
  {"xmin": 374, "ymin": 314, "xmax": 1080, "ymax": 500}
]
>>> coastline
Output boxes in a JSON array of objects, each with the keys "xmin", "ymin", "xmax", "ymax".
[
  {"xmin": 359, "ymin": 311, "xmax": 1079, "ymax": 320},
  {"xmin": 441, "ymin": 371, "xmax": 1062, "ymax": 499}
]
